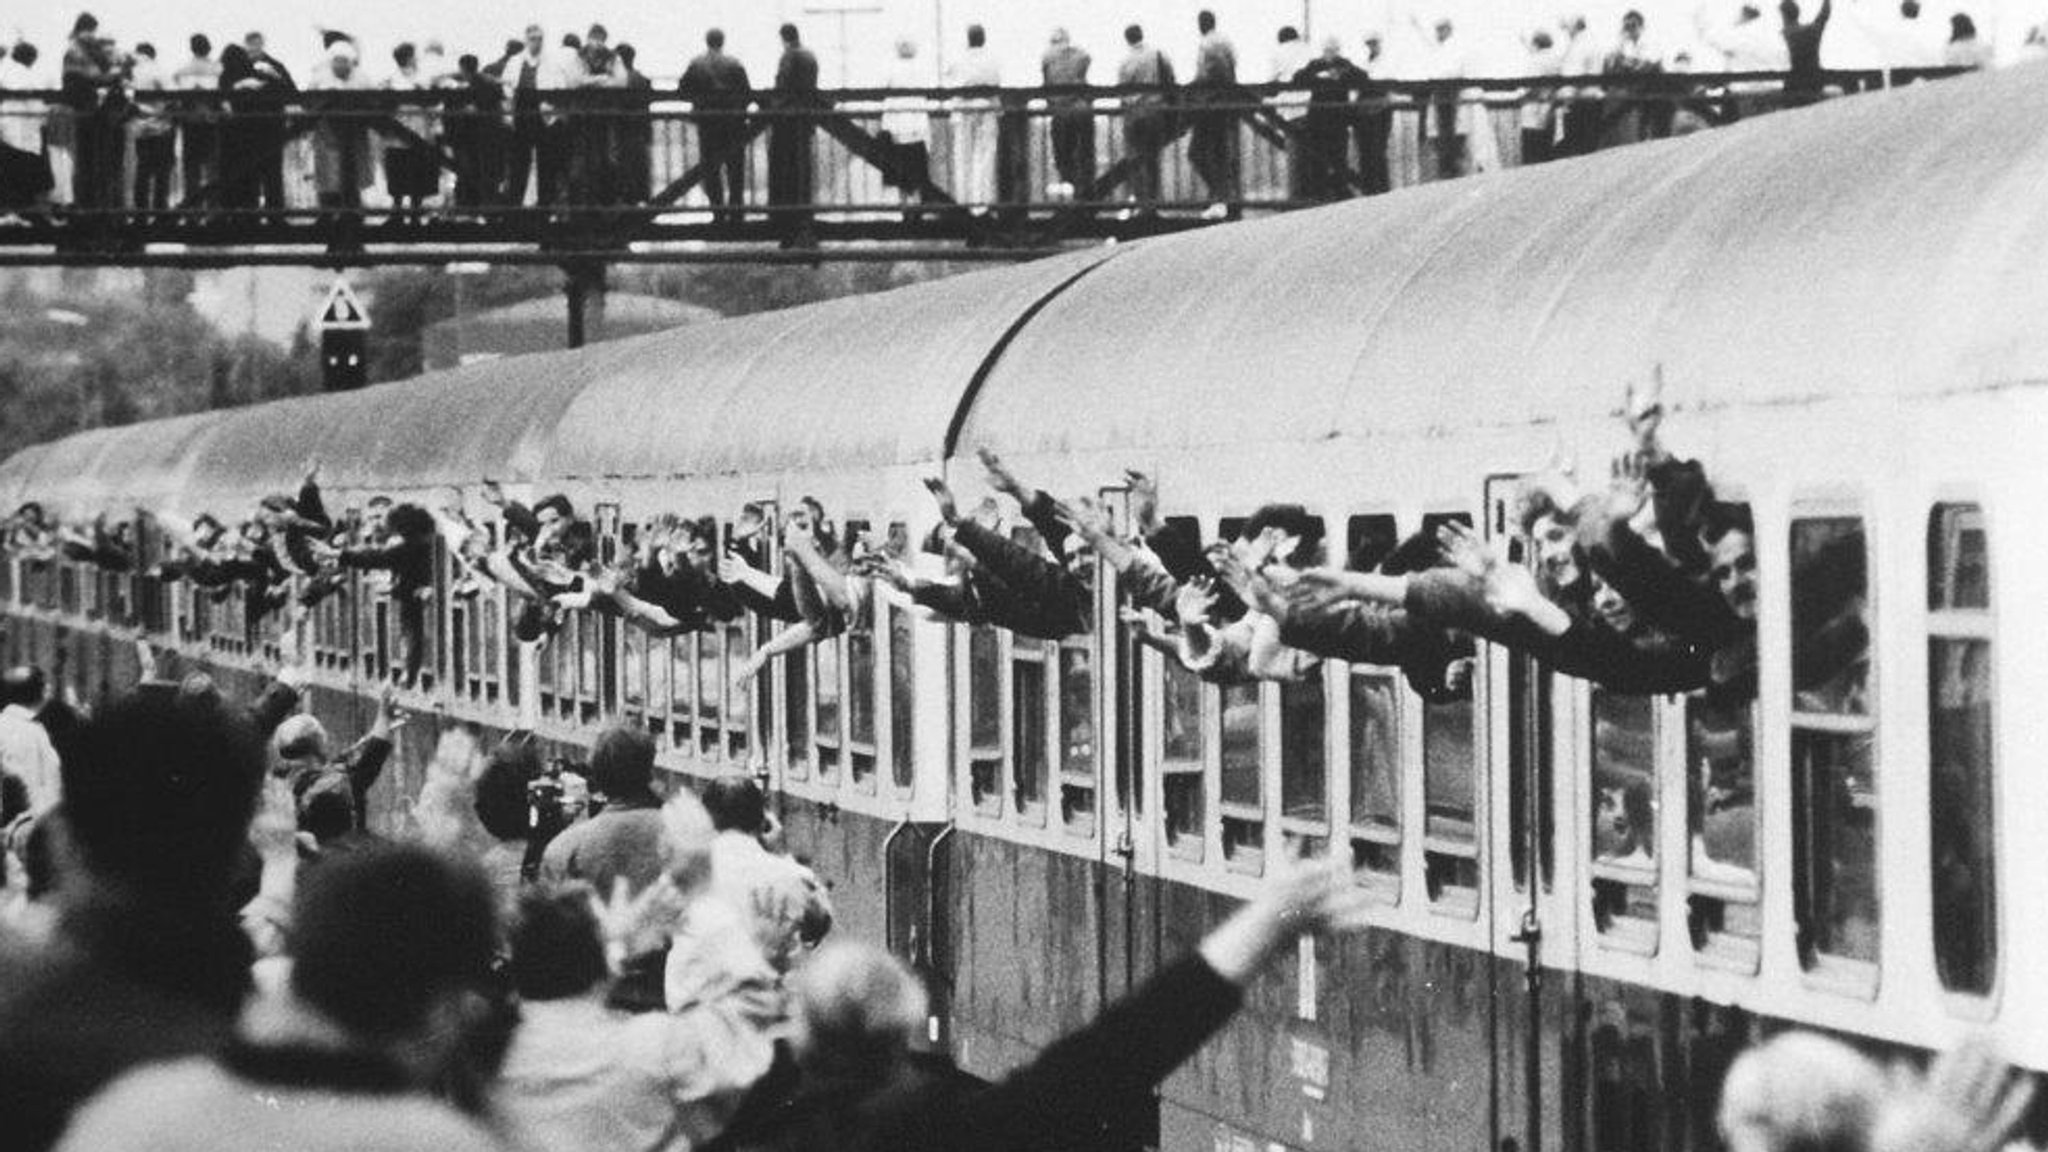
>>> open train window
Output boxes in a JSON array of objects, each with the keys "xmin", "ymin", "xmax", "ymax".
[
  {"xmin": 1789, "ymin": 512, "xmax": 1879, "ymax": 980},
  {"xmin": 888, "ymin": 599, "xmax": 915, "ymax": 793},
  {"xmin": 814, "ymin": 636, "xmax": 842, "ymax": 781},
  {"xmin": 1589, "ymin": 688, "xmax": 1658, "ymax": 951},
  {"xmin": 1928, "ymin": 502, "xmax": 1996, "ymax": 998},
  {"xmin": 1057, "ymin": 637, "xmax": 1096, "ymax": 837},
  {"xmin": 1687, "ymin": 501, "xmax": 1761, "ymax": 960},
  {"xmin": 1279, "ymin": 673, "xmax": 1328, "ymax": 857},
  {"xmin": 1219, "ymin": 679, "xmax": 1263, "ymax": 872},
  {"xmin": 1348, "ymin": 668, "xmax": 1401, "ymax": 896},
  {"xmin": 1422, "ymin": 510, "xmax": 1479, "ymax": 915},
  {"xmin": 1010, "ymin": 635, "xmax": 1048, "ymax": 821},
  {"xmin": 1345, "ymin": 514, "xmax": 1399, "ymax": 572},
  {"xmin": 837, "ymin": 518, "xmax": 874, "ymax": 786},
  {"xmin": 966, "ymin": 625, "xmax": 999, "ymax": 811}
]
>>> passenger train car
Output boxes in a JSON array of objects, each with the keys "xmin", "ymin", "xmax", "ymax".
[{"xmin": 5, "ymin": 63, "xmax": 2047, "ymax": 1152}]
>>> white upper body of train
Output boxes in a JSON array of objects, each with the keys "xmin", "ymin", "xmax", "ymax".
[{"xmin": 4, "ymin": 63, "xmax": 2046, "ymax": 1064}]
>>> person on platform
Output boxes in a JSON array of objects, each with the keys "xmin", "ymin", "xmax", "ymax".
[
  {"xmin": 710, "ymin": 851, "xmax": 1375, "ymax": 1152},
  {"xmin": 878, "ymin": 38, "xmax": 935, "ymax": 213},
  {"xmin": 494, "ymin": 881, "xmax": 778, "ymax": 1152},
  {"xmin": 271, "ymin": 684, "xmax": 398, "ymax": 850},
  {"xmin": 768, "ymin": 23, "xmax": 819, "ymax": 246},
  {"xmin": 946, "ymin": 24, "xmax": 1001, "ymax": 213},
  {"xmin": 53, "ymin": 842, "xmax": 507, "ymax": 1152},
  {"xmin": 0, "ymin": 666, "xmax": 61, "ymax": 813},
  {"xmin": 503, "ymin": 24, "xmax": 577, "ymax": 207},
  {"xmin": 1780, "ymin": 0, "xmax": 1834, "ymax": 102},
  {"xmin": 1188, "ymin": 10, "xmax": 1240, "ymax": 218},
  {"xmin": 0, "ymin": 685, "xmax": 266, "ymax": 1152},
  {"xmin": 678, "ymin": 29, "xmax": 752, "ymax": 222},
  {"xmin": 1040, "ymin": 28, "xmax": 1092, "ymax": 200},
  {"xmin": 699, "ymin": 773, "xmax": 832, "ymax": 975},
  {"xmin": 539, "ymin": 724, "xmax": 669, "ymax": 898},
  {"xmin": 170, "ymin": 35, "xmax": 222, "ymax": 209},
  {"xmin": 1115, "ymin": 24, "xmax": 1174, "ymax": 211}
]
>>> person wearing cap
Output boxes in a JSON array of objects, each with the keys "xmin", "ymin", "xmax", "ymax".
[
  {"xmin": 273, "ymin": 684, "xmax": 399, "ymax": 845},
  {"xmin": 0, "ymin": 666, "xmax": 60, "ymax": 814}
]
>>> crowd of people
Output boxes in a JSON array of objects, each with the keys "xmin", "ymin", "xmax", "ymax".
[
  {"xmin": 0, "ymin": 389, "xmax": 2034, "ymax": 1149},
  {"xmin": 0, "ymin": 4, "xmax": 2029, "ymax": 224},
  {"xmin": 0, "ymin": 378, "xmax": 1810, "ymax": 736}
]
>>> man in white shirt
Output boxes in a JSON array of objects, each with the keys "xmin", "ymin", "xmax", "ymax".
[
  {"xmin": 947, "ymin": 23, "xmax": 1001, "ymax": 213},
  {"xmin": 503, "ymin": 24, "xmax": 579, "ymax": 206},
  {"xmin": 0, "ymin": 667, "xmax": 61, "ymax": 813}
]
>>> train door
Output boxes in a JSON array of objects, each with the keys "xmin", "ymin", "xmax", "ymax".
[
  {"xmin": 1480, "ymin": 475, "xmax": 1576, "ymax": 1152},
  {"xmin": 1093, "ymin": 483, "xmax": 1147, "ymax": 1006},
  {"xmin": 1091, "ymin": 481, "xmax": 1163, "ymax": 1150}
]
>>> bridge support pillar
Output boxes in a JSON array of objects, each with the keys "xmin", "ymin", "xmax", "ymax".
[{"xmin": 563, "ymin": 262, "xmax": 608, "ymax": 349}]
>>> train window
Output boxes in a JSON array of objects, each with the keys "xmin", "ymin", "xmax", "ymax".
[
  {"xmin": 815, "ymin": 639, "xmax": 842, "ymax": 779},
  {"xmin": 1423, "ymin": 691, "xmax": 1479, "ymax": 911},
  {"xmin": 1010, "ymin": 637, "xmax": 1048, "ymax": 819},
  {"xmin": 1220, "ymin": 680, "xmax": 1263, "ymax": 871},
  {"xmin": 723, "ymin": 617, "xmax": 751, "ymax": 761},
  {"xmin": 1058, "ymin": 640, "xmax": 1096, "ymax": 835},
  {"xmin": 781, "ymin": 634, "xmax": 809, "ymax": 779},
  {"xmin": 1345, "ymin": 514, "xmax": 1399, "ymax": 571},
  {"xmin": 966, "ymin": 625, "xmax": 1000, "ymax": 811},
  {"xmin": 1160, "ymin": 656, "xmax": 1205, "ymax": 859},
  {"xmin": 698, "ymin": 629, "xmax": 724, "ymax": 756},
  {"xmin": 846, "ymin": 520, "xmax": 876, "ymax": 785},
  {"xmin": 1280, "ymin": 673, "xmax": 1328, "ymax": 853},
  {"xmin": 668, "ymin": 636, "xmax": 694, "ymax": 751},
  {"xmin": 1789, "ymin": 514, "xmax": 1879, "ymax": 972},
  {"xmin": 888, "ymin": 602, "xmax": 914, "ymax": 792},
  {"xmin": 1686, "ymin": 693, "xmax": 1760, "ymax": 951},
  {"xmin": 849, "ymin": 601, "xmax": 877, "ymax": 787},
  {"xmin": 1927, "ymin": 502, "xmax": 1996, "ymax": 996},
  {"xmin": 1589, "ymin": 689, "xmax": 1658, "ymax": 947},
  {"xmin": 1348, "ymin": 669, "xmax": 1400, "ymax": 887},
  {"xmin": 620, "ymin": 621, "xmax": 645, "ymax": 716}
]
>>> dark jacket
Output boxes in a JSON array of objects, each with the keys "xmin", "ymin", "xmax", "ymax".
[
  {"xmin": 338, "ymin": 534, "xmax": 434, "ymax": 600},
  {"xmin": 712, "ymin": 954, "xmax": 1242, "ymax": 1152},
  {"xmin": 679, "ymin": 50, "xmax": 752, "ymax": 109},
  {"xmin": 949, "ymin": 521, "xmax": 1088, "ymax": 640},
  {"xmin": 285, "ymin": 734, "xmax": 392, "ymax": 835},
  {"xmin": 0, "ymin": 895, "xmax": 250, "ymax": 1152}
]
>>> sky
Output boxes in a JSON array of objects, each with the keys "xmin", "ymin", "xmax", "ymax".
[{"xmin": 9, "ymin": 0, "xmax": 2047, "ymax": 84}]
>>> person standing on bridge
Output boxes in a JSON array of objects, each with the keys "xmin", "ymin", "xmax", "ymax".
[
  {"xmin": 1188, "ymin": 9, "xmax": 1240, "ymax": 219},
  {"xmin": 1116, "ymin": 24, "xmax": 1174, "ymax": 213},
  {"xmin": 879, "ymin": 38, "xmax": 936, "ymax": 214},
  {"xmin": 947, "ymin": 24, "xmax": 1001, "ymax": 213},
  {"xmin": 503, "ymin": 24, "xmax": 577, "ymax": 209},
  {"xmin": 768, "ymin": 24, "xmax": 819, "ymax": 245},
  {"xmin": 1041, "ymin": 28, "xmax": 1092, "ymax": 201},
  {"xmin": 679, "ymin": 29, "xmax": 752, "ymax": 223}
]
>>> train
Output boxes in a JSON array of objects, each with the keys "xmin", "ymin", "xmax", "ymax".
[{"xmin": 5, "ymin": 60, "xmax": 2047, "ymax": 1152}]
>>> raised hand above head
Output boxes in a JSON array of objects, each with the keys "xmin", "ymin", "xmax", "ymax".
[
  {"xmin": 1604, "ymin": 450, "xmax": 1650, "ymax": 523},
  {"xmin": 1124, "ymin": 469, "xmax": 1159, "ymax": 534},
  {"xmin": 1175, "ymin": 575, "xmax": 1219, "ymax": 626},
  {"xmin": 1871, "ymin": 1036, "xmax": 2037, "ymax": 1152},
  {"xmin": 976, "ymin": 446, "xmax": 1023, "ymax": 498},
  {"xmin": 479, "ymin": 478, "xmax": 506, "ymax": 507},
  {"xmin": 922, "ymin": 476, "xmax": 961, "ymax": 524},
  {"xmin": 1622, "ymin": 366, "xmax": 1667, "ymax": 461}
]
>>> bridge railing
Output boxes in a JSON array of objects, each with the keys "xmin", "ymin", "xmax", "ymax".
[{"xmin": 0, "ymin": 68, "xmax": 1970, "ymax": 246}]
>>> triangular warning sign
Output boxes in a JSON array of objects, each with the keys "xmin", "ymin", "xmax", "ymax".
[{"xmin": 317, "ymin": 278, "xmax": 371, "ymax": 331}]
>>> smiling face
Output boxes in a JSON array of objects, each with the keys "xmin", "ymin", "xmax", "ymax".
[
  {"xmin": 1531, "ymin": 513, "xmax": 1582, "ymax": 592},
  {"xmin": 1711, "ymin": 530, "xmax": 1759, "ymax": 621}
]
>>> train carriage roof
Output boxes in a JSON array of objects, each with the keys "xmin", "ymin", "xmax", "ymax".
[
  {"xmin": 6, "ymin": 64, "xmax": 2047, "ymax": 513},
  {"xmin": 542, "ymin": 248, "xmax": 1110, "ymax": 481},
  {"xmin": 956, "ymin": 63, "xmax": 2048, "ymax": 456}
]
